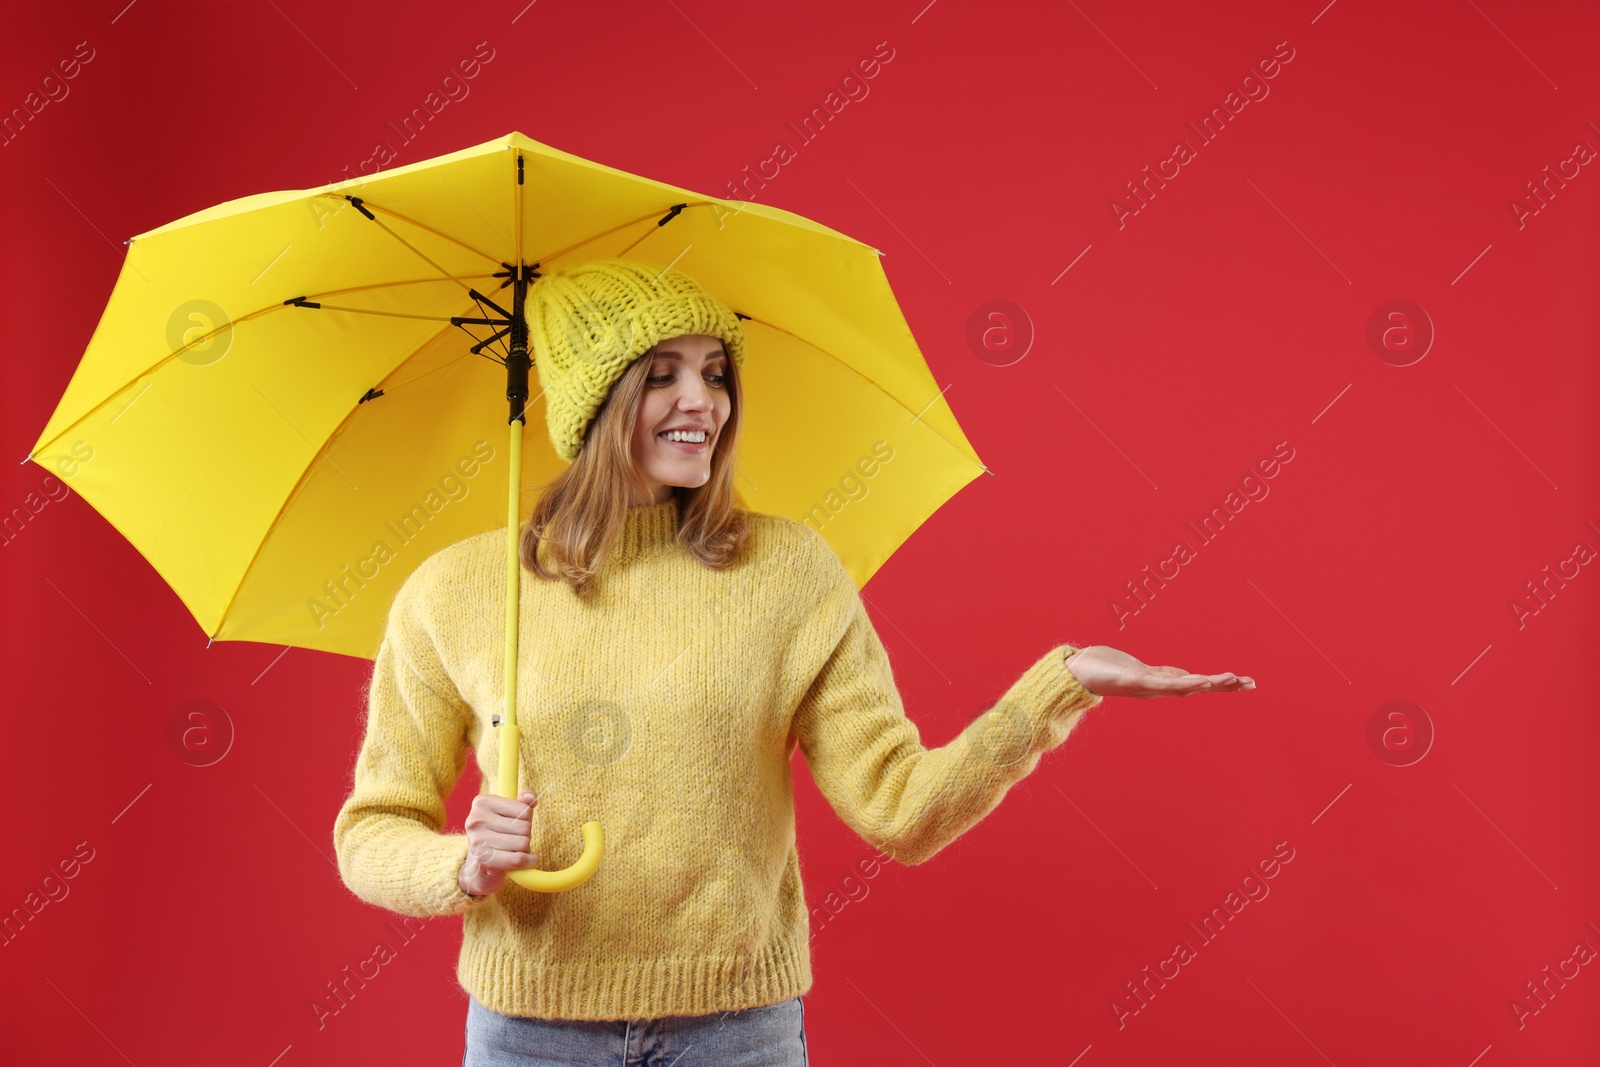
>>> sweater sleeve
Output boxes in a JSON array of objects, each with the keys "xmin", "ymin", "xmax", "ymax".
[
  {"xmin": 790, "ymin": 553, "xmax": 1104, "ymax": 867},
  {"xmin": 332, "ymin": 568, "xmax": 489, "ymax": 918}
]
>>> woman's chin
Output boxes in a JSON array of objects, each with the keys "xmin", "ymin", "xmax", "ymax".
[
  {"xmin": 647, "ymin": 464, "xmax": 710, "ymax": 489},
  {"xmin": 669, "ymin": 471, "xmax": 710, "ymax": 487}
]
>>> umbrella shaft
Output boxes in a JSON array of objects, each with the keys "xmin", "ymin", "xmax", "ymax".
[
  {"xmin": 498, "ymin": 410, "xmax": 524, "ymax": 796},
  {"xmin": 497, "ymin": 263, "xmax": 534, "ymax": 794},
  {"xmin": 506, "ymin": 271, "xmax": 530, "ymax": 423}
]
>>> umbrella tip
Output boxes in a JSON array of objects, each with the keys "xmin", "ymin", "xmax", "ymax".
[{"xmin": 19, "ymin": 454, "xmax": 32, "ymax": 465}]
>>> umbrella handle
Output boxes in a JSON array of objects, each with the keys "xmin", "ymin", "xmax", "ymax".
[
  {"xmin": 504, "ymin": 819, "xmax": 605, "ymax": 893},
  {"xmin": 493, "ymin": 719, "xmax": 606, "ymax": 893},
  {"xmin": 494, "ymin": 386, "xmax": 605, "ymax": 894}
]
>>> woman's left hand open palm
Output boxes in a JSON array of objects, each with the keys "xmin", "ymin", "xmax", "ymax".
[{"xmin": 1064, "ymin": 645, "xmax": 1255, "ymax": 699}]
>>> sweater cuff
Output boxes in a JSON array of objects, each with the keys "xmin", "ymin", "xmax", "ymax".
[
  {"xmin": 438, "ymin": 831, "xmax": 499, "ymax": 921},
  {"xmin": 968, "ymin": 644, "xmax": 1103, "ymax": 770},
  {"xmin": 431, "ymin": 833, "xmax": 495, "ymax": 917}
]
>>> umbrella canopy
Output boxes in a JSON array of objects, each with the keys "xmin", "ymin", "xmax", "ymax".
[{"xmin": 30, "ymin": 131, "xmax": 987, "ymax": 663}]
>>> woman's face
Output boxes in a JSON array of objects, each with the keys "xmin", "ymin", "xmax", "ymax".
[{"xmin": 630, "ymin": 333, "xmax": 731, "ymax": 504}]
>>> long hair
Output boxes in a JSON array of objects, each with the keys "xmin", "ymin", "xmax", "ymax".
[{"xmin": 520, "ymin": 340, "xmax": 750, "ymax": 595}]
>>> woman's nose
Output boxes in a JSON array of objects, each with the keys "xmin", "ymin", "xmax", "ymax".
[{"xmin": 677, "ymin": 376, "xmax": 712, "ymax": 409}]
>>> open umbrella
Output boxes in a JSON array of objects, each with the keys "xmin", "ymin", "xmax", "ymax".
[{"xmin": 27, "ymin": 129, "xmax": 989, "ymax": 892}]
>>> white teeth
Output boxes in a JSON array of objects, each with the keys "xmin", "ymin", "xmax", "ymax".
[{"xmin": 660, "ymin": 430, "xmax": 707, "ymax": 443}]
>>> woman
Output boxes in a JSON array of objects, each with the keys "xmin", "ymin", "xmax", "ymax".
[{"xmin": 332, "ymin": 259, "xmax": 1253, "ymax": 1066}]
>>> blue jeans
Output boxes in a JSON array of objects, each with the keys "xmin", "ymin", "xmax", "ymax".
[{"xmin": 463, "ymin": 994, "xmax": 808, "ymax": 1066}]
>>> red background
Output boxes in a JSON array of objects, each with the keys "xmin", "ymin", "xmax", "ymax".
[{"xmin": 4, "ymin": 1, "xmax": 1598, "ymax": 1064}]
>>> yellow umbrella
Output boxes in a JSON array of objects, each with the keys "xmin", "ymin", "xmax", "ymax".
[{"xmin": 26, "ymin": 129, "xmax": 989, "ymax": 893}]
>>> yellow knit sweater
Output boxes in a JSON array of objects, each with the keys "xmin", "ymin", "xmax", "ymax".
[{"xmin": 332, "ymin": 495, "xmax": 1103, "ymax": 1021}]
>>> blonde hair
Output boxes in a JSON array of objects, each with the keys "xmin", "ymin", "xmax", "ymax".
[{"xmin": 520, "ymin": 341, "xmax": 750, "ymax": 595}]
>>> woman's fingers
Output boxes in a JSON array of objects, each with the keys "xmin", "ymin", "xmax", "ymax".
[
  {"xmin": 473, "ymin": 845, "xmax": 542, "ymax": 871},
  {"xmin": 1206, "ymin": 672, "xmax": 1254, "ymax": 689},
  {"xmin": 1151, "ymin": 667, "xmax": 1257, "ymax": 696},
  {"xmin": 1159, "ymin": 673, "xmax": 1218, "ymax": 696},
  {"xmin": 462, "ymin": 790, "xmax": 542, "ymax": 887},
  {"xmin": 479, "ymin": 792, "xmax": 538, "ymax": 819},
  {"xmin": 475, "ymin": 828, "xmax": 539, "ymax": 857},
  {"xmin": 1185, "ymin": 672, "xmax": 1256, "ymax": 692},
  {"xmin": 484, "ymin": 809, "xmax": 535, "ymax": 836}
]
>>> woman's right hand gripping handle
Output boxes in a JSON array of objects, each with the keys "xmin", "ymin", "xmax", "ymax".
[{"xmin": 458, "ymin": 790, "xmax": 541, "ymax": 898}]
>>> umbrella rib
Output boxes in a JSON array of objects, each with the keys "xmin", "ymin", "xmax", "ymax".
[
  {"xmin": 30, "ymin": 275, "xmax": 511, "ymax": 459},
  {"xmin": 304, "ymin": 304, "xmax": 466, "ymax": 322},
  {"xmin": 301, "ymin": 274, "xmax": 504, "ymax": 301},
  {"xmin": 363, "ymin": 215, "xmax": 475, "ymax": 294},
  {"xmin": 319, "ymin": 193, "xmax": 505, "ymax": 272},
  {"xmin": 315, "ymin": 193, "xmax": 682, "ymax": 296},
  {"xmin": 534, "ymin": 197, "xmax": 864, "ymax": 266},
  {"xmin": 524, "ymin": 202, "xmax": 710, "ymax": 267},
  {"xmin": 738, "ymin": 312, "xmax": 991, "ymax": 475},
  {"xmin": 207, "ymin": 300, "xmax": 491, "ymax": 639},
  {"xmin": 375, "ymin": 347, "xmax": 482, "ymax": 396},
  {"xmin": 30, "ymin": 301, "xmax": 299, "ymax": 460}
]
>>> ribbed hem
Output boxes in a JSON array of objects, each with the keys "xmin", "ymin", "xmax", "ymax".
[{"xmin": 457, "ymin": 935, "xmax": 813, "ymax": 1021}]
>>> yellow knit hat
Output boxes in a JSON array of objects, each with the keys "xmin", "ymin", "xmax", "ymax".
[{"xmin": 527, "ymin": 258, "xmax": 748, "ymax": 462}]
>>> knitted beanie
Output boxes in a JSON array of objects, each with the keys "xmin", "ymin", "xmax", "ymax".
[{"xmin": 527, "ymin": 258, "xmax": 748, "ymax": 462}]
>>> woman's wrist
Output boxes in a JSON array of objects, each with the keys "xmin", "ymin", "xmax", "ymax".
[{"xmin": 1063, "ymin": 645, "xmax": 1097, "ymax": 690}]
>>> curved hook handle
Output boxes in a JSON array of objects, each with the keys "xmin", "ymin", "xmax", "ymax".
[
  {"xmin": 494, "ymin": 720, "xmax": 605, "ymax": 894},
  {"xmin": 504, "ymin": 820, "xmax": 605, "ymax": 893}
]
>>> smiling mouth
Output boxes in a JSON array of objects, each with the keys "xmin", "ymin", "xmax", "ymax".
[{"xmin": 657, "ymin": 432, "xmax": 710, "ymax": 453}]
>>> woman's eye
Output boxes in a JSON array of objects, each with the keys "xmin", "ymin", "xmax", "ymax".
[{"xmin": 648, "ymin": 372, "xmax": 727, "ymax": 386}]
